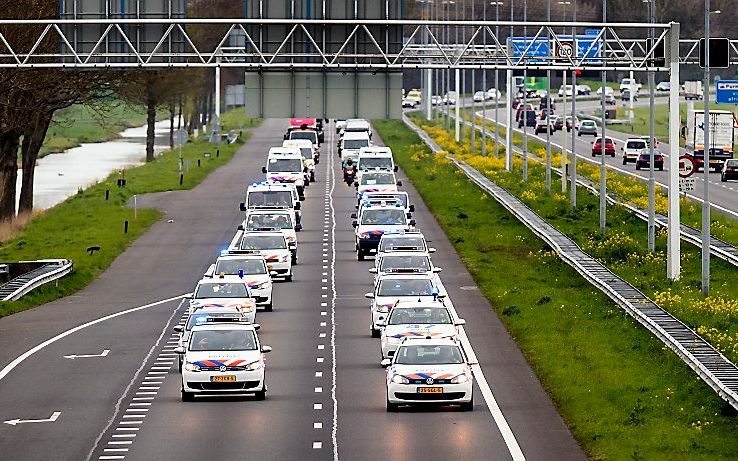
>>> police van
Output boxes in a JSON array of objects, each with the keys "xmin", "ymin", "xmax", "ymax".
[{"xmin": 262, "ymin": 147, "xmax": 308, "ymax": 198}]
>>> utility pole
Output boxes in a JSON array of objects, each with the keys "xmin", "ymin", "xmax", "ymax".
[
  {"xmin": 494, "ymin": 0, "xmax": 501, "ymax": 158},
  {"xmin": 470, "ymin": 0, "xmax": 477, "ymax": 153},
  {"xmin": 522, "ymin": 0, "xmax": 529, "ymax": 181},
  {"xmin": 545, "ymin": 0, "xmax": 552, "ymax": 194},
  {"xmin": 559, "ymin": 1, "xmax": 570, "ymax": 193},
  {"xmin": 599, "ymin": 0, "xmax": 607, "ymax": 234},
  {"xmin": 702, "ymin": 0, "xmax": 711, "ymax": 296},
  {"xmin": 505, "ymin": 0, "xmax": 514, "ymax": 171},
  {"xmin": 647, "ymin": 0, "xmax": 656, "ymax": 250},
  {"xmin": 570, "ymin": 0, "xmax": 578, "ymax": 209},
  {"xmin": 482, "ymin": 0, "xmax": 488, "ymax": 156}
]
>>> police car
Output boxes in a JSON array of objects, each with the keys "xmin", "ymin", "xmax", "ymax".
[
  {"xmin": 357, "ymin": 191, "xmax": 415, "ymax": 217},
  {"xmin": 205, "ymin": 252, "xmax": 274, "ymax": 310},
  {"xmin": 356, "ymin": 146, "xmax": 397, "ymax": 182},
  {"xmin": 375, "ymin": 231, "xmax": 435, "ymax": 261},
  {"xmin": 377, "ymin": 301, "xmax": 464, "ymax": 360},
  {"xmin": 370, "ymin": 251, "xmax": 441, "ymax": 283},
  {"xmin": 338, "ymin": 131, "xmax": 371, "ymax": 158},
  {"xmin": 232, "ymin": 230, "xmax": 293, "ymax": 282},
  {"xmin": 365, "ymin": 273, "xmax": 443, "ymax": 338},
  {"xmin": 382, "ymin": 337, "xmax": 474, "ymax": 411},
  {"xmin": 356, "ymin": 171, "xmax": 401, "ymax": 197},
  {"xmin": 241, "ymin": 182, "xmax": 302, "ymax": 230},
  {"xmin": 176, "ymin": 319, "xmax": 272, "ymax": 401},
  {"xmin": 353, "ymin": 203, "xmax": 416, "ymax": 261},
  {"xmin": 262, "ymin": 147, "xmax": 308, "ymax": 199},
  {"xmin": 189, "ymin": 278, "xmax": 257, "ymax": 322},
  {"xmin": 243, "ymin": 209, "xmax": 300, "ymax": 264},
  {"xmin": 174, "ymin": 305, "xmax": 250, "ymax": 371}
]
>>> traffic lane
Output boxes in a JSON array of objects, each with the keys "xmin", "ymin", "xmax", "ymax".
[
  {"xmin": 371, "ymin": 128, "xmax": 586, "ymax": 460},
  {"xmin": 0, "ymin": 120, "xmax": 285, "ymax": 458},
  {"xmin": 0, "ymin": 120, "xmax": 288, "ymax": 385},
  {"xmin": 0, "ymin": 298, "xmax": 182, "ymax": 461},
  {"xmin": 116, "ymin": 124, "xmax": 334, "ymax": 461},
  {"xmin": 331, "ymin": 175, "xmax": 513, "ymax": 460}
]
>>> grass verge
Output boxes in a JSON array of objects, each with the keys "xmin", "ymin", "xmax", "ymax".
[
  {"xmin": 374, "ymin": 118, "xmax": 738, "ymax": 460},
  {"xmin": 0, "ymin": 111, "xmax": 261, "ymax": 317}
]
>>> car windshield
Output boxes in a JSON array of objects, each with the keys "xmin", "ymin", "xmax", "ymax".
[
  {"xmin": 361, "ymin": 209, "xmax": 407, "ymax": 225},
  {"xmin": 344, "ymin": 139, "xmax": 369, "ymax": 150},
  {"xmin": 359, "ymin": 158, "xmax": 393, "ymax": 171},
  {"xmin": 195, "ymin": 283, "xmax": 249, "ymax": 299},
  {"xmin": 247, "ymin": 191, "xmax": 293, "ymax": 208},
  {"xmin": 727, "ymin": 160, "xmax": 738, "ymax": 167},
  {"xmin": 186, "ymin": 313, "xmax": 243, "ymax": 330},
  {"xmin": 214, "ymin": 259, "xmax": 267, "ymax": 276},
  {"xmin": 394, "ymin": 344, "xmax": 464, "ymax": 365},
  {"xmin": 627, "ymin": 141, "xmax": 646, "ymax": 149},
  {"xmin": 240, "ymin": 235, "xmax": 287, "ymax": 250},
  {"xmin": 379, "ymin": 237, "xmax": 425, "ymax": 251},
  {"xmin": 388, "ymin": 307, "xmax": 452, "ymax": 325},
  {"xmin": 380, "ymin": 255, "xmax": 431, "ymax": 272},
  {"xmin": 246, "ymin": 213, "xmax": 293, "ymax": 229},
  {"xmin": 289, "ymin": 131, "xmax": 317, "ymax": 143},
  {"xmin": 267, "ymin": 158, "xmax": 302, "ymax": 173},
  {"xmin": 377, "ymin": 278, "xmax": 434, "ymax": 297},
  {"xmin": 189, "ymin": 329, "xmax": 257, "ymax": 351},
  {"xmin": 361, "ymin": 173, "xmax": 395, "ymax": 185}
]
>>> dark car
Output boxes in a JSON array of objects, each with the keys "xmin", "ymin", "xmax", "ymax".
[
  {"xmin": 539, "ymin": 108, "xmax": 555, "ymax": 120},
  {"xmin": 552, "ymin": 115, "xmax": 564, "ymax": 131},
  {"xmin": 636, "ymin": 151, "xmax": 664, "ymax": 171},
  {"xmin": 515, "ymin": 103, "xmax": 534, "ymax": 122},
  {"xmin": 721, "ymin": 159, "xmax": 738, "ymax": 181},
  {"xmin": 592, "ymin": 137, "xmax": 616, "ymax": 157},
  {"xmin": 539, "ymin": 96, "xmax": 556, "ymax": 111},
  {"xmin": 518, "ymin": 110, "xmax": 537, "ymax": 128}
]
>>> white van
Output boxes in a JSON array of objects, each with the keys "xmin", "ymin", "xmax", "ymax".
[
  {"xmin": 262, "ymin": 147, "xmax": 307, "ymax": 197},
  {"xmin": 339, "ymin": 131, "xmax": 371, "ymax": 158}
]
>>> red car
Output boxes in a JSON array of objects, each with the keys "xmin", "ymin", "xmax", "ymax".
[
  {"xmin": 515, "ymin": 104, "xmax": 533, "ymax": 122},
  {"xmin": 592, "ymin": 137, "xmax": 616, "ymax": 157}
]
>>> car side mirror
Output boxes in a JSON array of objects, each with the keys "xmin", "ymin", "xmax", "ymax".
[
  {"xmin": 294, "ymin": 202, "xmax": 301, "ymax": 210},
  {"xmin": 350, "ymin": 212, "xmax": 357, "ymax": 219},
  {"xmin": 369, "ymin": 267, "xmax": 378, "ymax": 274},
  {"xmin": 394, "ymin": 165, "xmax": 399, "ymax": 172},
  {"xmin": 253, "ymin": 323, "xmax": 261, "ymax": 331},
  {"xmin": 409, "ymin": 219, "xmax": 416, "ymax": 227},
  {"xmin": 428, "ymin": 247, "xmax": 436, "ymax": 253},
  {"xmin": 174, "ymin": 346, "xmax": 186, "ymax": 354},
  {"xmin": 239, "ymin": 202, "xmax": 247, "ymax": 212},
  {"xmin": 408, "ymin": 204, "xmax": 415, "ymax": 212},
  {"xmin": 396, "ymin": 180, "xmax": 403, "ymax": 186},
  {"xmin": 295, "ymin": 223, "xmax": 303, "ymax": 232},
  {"xmin": 364, "ymin": 292, "xmax": 375, "ymax": 299},
  {"xmin": 262, "ymin": 166, "xmax": 267, "ymax": 174},
  {"xmin": 237, "ymin": 224, "xmax": 245, "ymax": 231},
  {"xmin": 455, "ymin": 319, "xmax": 466, "ymax": 326},
  {"xmin": 352, "ymin": 220, "xmax": 358, "ymax": 228},
  {"xmin": 173, "ymin": 325, "xmax": 184, "ymax": 332},
  {"xmin": 381, "ymin": 359, "xmax": 392, "ymax": 368},
  {"xmin": 433, "ymin": 267, "xmax": 442, "ymax": 273},
  {"xmin": 261, "ymin": 345, "xmax": 272, "ymax": 353}
]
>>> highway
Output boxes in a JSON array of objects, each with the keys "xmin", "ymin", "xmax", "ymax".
[
  {"xmin": 470, "ymin": 96, "xmax": 738, "ymax": 218},
  {"xmin": 0, "ymin": 119, "xmax": 585, "ymax": 460}
]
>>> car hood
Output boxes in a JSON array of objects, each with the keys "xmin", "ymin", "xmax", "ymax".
[
  {"xmin": 389, "ymin": 363, "xmax": 469, "ymax": 380},
  {"xmin": 185, "ymin": 350, "xmax": 262, "ymax": 366},
  {"xmin": 190, "ymin": 298, "xmax": 256, "ymax": 311},
  {"xmin": 375, "ymin": 295, "xmax": 437, "ymax": 308},
  {"xmin": 358, "ymin": 225, "xmax": 408, "ymax": 237},
  {"xmin": 358, "ymin": 185, "xmax": 399, "ymax": 194},
  {"xmin": 384, "ymin": 323, "xmax": 457, "ymax": 339}
]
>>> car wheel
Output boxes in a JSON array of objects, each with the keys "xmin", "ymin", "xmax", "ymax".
[
  {"xmin": 460, "ymin": 397, "xmax": 474, "ymax": 412},
  {"xmin": 386, "ymin": 397, "xmax": 399, "ymax": 412},
  {"xmin": 659, "ymin": 166, "xmax": 663, "ymax": 171},
  {"xmin": 636, "ymin": 165, "xmax": 641, "ymax": 170},
  {"xmin": 254, "ymin": 389, "xmax": 266, "ymax": 401},
  {"xmin": 181, "ymin": 388, "xmax": 194, "ymax": 402},
  {"xmin": 591, "ymin": 152, "xmax": 596, "ymax": 157},
  {"xmin": 264, "ymin": 302, "xmax": 273, "ymax": 312},
  {"xmin": 371, "ymin": 327, "xmax": 381, "ymax": 338},
  {"xmin": 357, "ymin": 250, "xmax": 365, "ymax": 261},
  {"xmin": 292, "ymin": 254, "xmax": 297, "ymax": 265},
  {"xmin": 610, "ymin": 153, "xmax": 615, "ymax": 157},
  {"xmin": 285, "ymin": 274, "xmax": 293, "ymax": 282}
]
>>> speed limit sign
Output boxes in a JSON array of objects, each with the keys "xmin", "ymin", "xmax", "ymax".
[{"xmin": 555, "ymin": 41, "xmax": 575, "ymax": 59}]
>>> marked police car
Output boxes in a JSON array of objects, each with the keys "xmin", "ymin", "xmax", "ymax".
[
  {"xmin": 370, "ymin": 252, "xmax": 441, "ymax": 284},
  {"xmin": 356, "ymin": 146, "xmax": 397, "ymax": 182},
  {"xmin": 262, "ymin": 147, "xmax": 308, "ymax": 199},
  {"xmin": 377, "ymin": 301, "xmax": 464, "ymax": 360},
  {"xmin": 357, "ymin": 191, "xmax": 415, "ymax": 217},
  {"xmin": 232, "ymin": 230, "xmax": 293, "ymax": 282},
  {"xmin": 365, "ymin": 273, "xmax": 442, "ymax": 337},
  {"xmin": 375, "ymin": 231, "xmax": 435, "ymax": 262},
  {"xmin": 356, "ymin": 171, "xmax": 401, "ymax": 197},
  {"xmin": 189, "ymin": 278, "xmax": 257, "ymax": 322},
  {"xmin": 353, "ymin": 203, "xmax": 416, "ymax": 261},
  {"xmin": 382, "ymin": 338, "xmax": 474, "ymax": 411},
  {"xmin": 242, "ymin": 182, "xmax": 302, "ymax": 230},
  {"xmin": 176, "ymin": 318, "xmax": 272, "ymax": 401},
  {"xmin": 205, "ymin": 252, "xmax": 274, "ymax": 310},
  {"xmin": 174, "ymin": 306, "xmax": 250, "ymax": 371},
  {"xmin": 243, "ymin": 209, "xmax": 300, "ymax": 264}
]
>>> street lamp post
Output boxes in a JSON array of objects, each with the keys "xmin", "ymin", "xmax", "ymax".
[
  {"xmin": 644, "ymin": 0, "xmax": 656, "ymax": 250},
  {"xmin": 570, "ymin": 0, "xmax": 578, "ymax": 209},
  {"xmin": 493, "ymin": 1, "xmax": 503, "ymax": 158},
  {"xmin": 545, "ymin": 0, "xmax": 552, "ymax": 194},
  {"xmin": 522, "ymin": 0, "xmax": 528, "ymax": 181},
  {"xmin": 702, "ymin": 0, "xmax": 712, "ymax": 296},
  {"xmin": 558, "ymin": 0, "xmax": 570, "ymax": 193},
  {"xmin": 599, "ymin": 0, "xmax": 607, "ymax": 234}
]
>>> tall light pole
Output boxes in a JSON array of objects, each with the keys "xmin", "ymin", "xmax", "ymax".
[
  {"xmin": 702, "ymin": 1, "xmax": 712, "ymax": 296},
  {"xmin": 558, "ymin": 0, "xmax": 570, "ymax": 193},
  {"xmin": 569, "ymin": 0, "xmax": 578, "ymax": 209},
  {"xmin": 482, "ymin": 0, "xmax": 488, "ymax": 156},
  {"xmin": 471, "ymin": 0, "xmax": 477, "ymax": 153},
  {"xmin": 522, "ymin": 0, "xmax": 529, "ymax": 181},
  {"xmin": 599, "ymin": 0, "xmax": 607, "ymax": 234},
  {"xmin": 545, "ymin": 0, "xmax": 552, "ymax": 194},
  {"xmin": 643, "ymin": 0, "xmax": 656, "ymax": 250},
  {"xmin": 494, "ymin": 0, "xmax": 503, "ymax": 159},
  {"xmin": 505, "ymin": 0, "xmax": 514, "ymax": 171}
]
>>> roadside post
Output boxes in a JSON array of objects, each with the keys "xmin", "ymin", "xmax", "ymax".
[{"xmin": 667, "ymin": 21, "xmax": 681, "ymax": 280}]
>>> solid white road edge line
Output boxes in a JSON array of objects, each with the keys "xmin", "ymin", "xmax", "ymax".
[
  {"xmin": 84, "ymin": 297, "xmax": 187, "ymax": 461},
  {"xmin": 329, "ymin": 122, "xmax": 340, "ymax": 461}
]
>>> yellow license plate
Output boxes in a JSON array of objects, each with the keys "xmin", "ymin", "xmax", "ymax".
[
  {"xmin": 211, "ymin": 375, "xmax": 236, "ymax": 382},
  {"xmin": 418, "ymin": 387, "xmax": 443, "ymax": 393}
]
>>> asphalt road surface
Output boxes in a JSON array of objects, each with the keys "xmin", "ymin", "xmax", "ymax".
[{"xmin": 0, "ymin": 118, "xmax": 585, "ymax": 460}]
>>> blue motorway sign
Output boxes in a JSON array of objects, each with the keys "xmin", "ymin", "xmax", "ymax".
[
  {"xmin": 507, "ymin": 34, "xmax": 602, "ymax": 63},
  {"xmin": 716, "ymin": 80, "xmax": 738, "ymax": 104}
]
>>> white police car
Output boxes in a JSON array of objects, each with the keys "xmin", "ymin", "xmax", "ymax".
[
  {"xmin": 356, "ymin": 171, "xmax": 400, "ymax": 197},
  {"xmin": 378, "ymin": 301, "xmax": 464, "ymax": 360},
  {"xmin": 231, "ymin": 230, "xmax": 293, "ymax": 282},
  {"xmin": 353, "ymin": 204, "xmax": 415, "ymax": 261},
  {"xmin": 375, "ymin": 231, "xmax": 435, "ymax": 262},
  {"xmin": 243, "ymin": 209, "xmax": 300, "ymax": 264},
  {"xmin": 174, "ymin": 306, "xmax": 249, "ymax": 371},
  {"xmin": 176, "ymin": 319, "xmax": 272, "ymax": 401},
  {"xmin": 357, "ymin": 191, "xmax": 415, "ymax": 217},
  {"xmin": 370, "ymin": 251, "xmax": 441, "ymax": 283},
  {"xmin": 365, "ymin": 273, "xmax": 443, "ymax": 338},
  {"xmin": 189, "ymin": 279, "xmax": 257, "ymax": 322},
  {"xmin": 205, "ymin": 252, "xmax": 274, "ymax": 310},
  {"xmin": 382, "ymin": 338, "xmax": 474, "ymax": 412}
]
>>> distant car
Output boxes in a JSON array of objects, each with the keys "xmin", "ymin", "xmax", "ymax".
[
  {"xmin": 721, "ymin": 159, "xmax": 738, "ymax": 181},
  {"xmin": 402, "ymin": 98, "xmax": 418, "ymax": 109},
  {"xmin": 552, "ymin": 115, "xmax": 564, "ymax": 131},
  {"xmin": 656, "ymin": 81, "xmax": 671, "ymax": 92},
  {"xmin": 473, "ymin": 91, "xmax": 487, "ymax": 102},
  {"xmin": 534, "ymin": 117, "xmax": 555, "ymax": 135},
  {"xmin": 577, "ymin": 120, "xmax": 598, "ymax": 136},
  {"xmin": 431, "ymin": 95, "xmax": 443, "ymax": 106},
  {"xmin": 635, "ymin": 151, "xmax": 664, "ymax": 171},
  {"xmin": 442, "ymin": 91, "xmax": 457, "ymax": 105},
  {"xmin": 565, "ymin": 116, "xmax": 580, "ymax": 132},
  {"xmin": 596, "ymin": 86, "xmax": 614, "ymax": 96},
  {"xmin": 515, "ymin": 104, "xmax": 534, "ymax": 122},
  {"xmin": 621, "ymin": 89, "xmax": 638, "ymax": 102},
  {"xmin": 591, "ymin": 137, "xmax": 616, "ymax": 157},
  {"xmin": 486, "ymin": 88, "xmax": 502, "ymax": 100},
  {"xmin": 576, "ymin": 85, "xmax": 592, "ymax": 96},
  {"xmin": 539, "ymin": 108, "xmax": 555, "ymax": 120},
  {"xmin": 558, "ymin": 85, "xmax": 575, "ymax": 97},
  {"xmin": 604, "ymin": 93, "xmax": 617, "ymax": 105},
  {"xmin": 621, "ymin": 137, "xmax": 648, "ymax": 164}
]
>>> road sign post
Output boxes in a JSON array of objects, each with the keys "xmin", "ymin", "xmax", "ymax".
[{"xmin": 667, "ymin": 22, "xmax": 681, "ymax": 281}]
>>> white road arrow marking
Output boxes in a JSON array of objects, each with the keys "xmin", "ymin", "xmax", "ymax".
[
  {"xmin": 64, "ymin": 349, "xmax": 110, "ymax": 360},
  {"xmin": 4, "ymin": 411, "xmax": 61, "ymax": 426}
]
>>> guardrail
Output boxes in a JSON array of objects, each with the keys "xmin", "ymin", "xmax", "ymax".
[
  {"xmin": 0, "ymin": 259, "xmax": 74, "ymax": 301},
  {"xmin": 403, "ymin": 114, "xmax": 738, "ymax": 412}
]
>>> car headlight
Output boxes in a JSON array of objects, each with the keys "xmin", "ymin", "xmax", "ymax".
[
  {"xmin": 184, "ymin": 362, "xmax": 200, "ymax": 372},
  {"xmin": 451, "ymin": 373, "xmax": 471, "ymax": 384},
  {"xmin": 375, "ymin": 304, "xmax": 389, "ymax": 313},
  {"xmin": 392, "ymin": 374, "xmax": 409, "ymax": 384},
  {"xmin": 386, "ymin": 336, "xmax": 402, "ymax": 344},
  {"xmin": 244, "ymin": 360, "xmax": 263, "ymax": 371}
]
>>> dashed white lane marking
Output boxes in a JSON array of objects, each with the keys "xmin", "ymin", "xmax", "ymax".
[
  {"xmin": 313, "ymin": 442, "xmax": 323, "ymax": 449},
  {"xmin": 314, "ymin": 403, "xmax": 323, "ymax": 410},
  {"xmin": 317, "ymin": 357, "xmax": 324, "ymax": 363},
  {"xmin": 315, "ymin": 371, "xmax": 323, "ymax": 378},
  {"xmin": 315, "ymin": 387, "xmax": 323, "ymax": 393},
  {"xmin": 314, "ymin": 422, "xmax": 323, "ymax": 429}
]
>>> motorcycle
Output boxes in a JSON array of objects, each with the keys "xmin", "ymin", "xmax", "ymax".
[{"xmin": 343, "ymin": 166, "xmax": 356, "ymax": 186}]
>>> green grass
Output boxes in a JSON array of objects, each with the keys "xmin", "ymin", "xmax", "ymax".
[
  {"xmin": 374, "ymin": 118, "xmax": 738, "ymax": 460},
  {"xmin": 41, "ymin": 103, "xmax": 152, "ymax": 157},
  {"xmin": 0, "ymin": 110, "xmax": 261, "ymax": 317}
]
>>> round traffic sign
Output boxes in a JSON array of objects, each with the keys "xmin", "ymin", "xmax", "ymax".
[
  {"xmin": 556, "ymin": 42, "xmax": 575, "ymax": 59},
  {"xmin": 679, "ymin": 155, "xmax": 696, "ymax": 178}
]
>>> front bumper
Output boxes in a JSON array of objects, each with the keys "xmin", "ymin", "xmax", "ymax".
[
  {"xmin": 251, "ymin": 287, "xmax": 273, "ymax": 305},
  {"xmin": 357, "ymin": 238, "xmax": 380, "ymax": 252},
  {"xmin": 182, "ymin": 369, "xmax": 265, "ymax": 394},
  {"xmin": 387, "ymin": 382, "xmax": 473, "ymax": 405},
  {"xmin": 266, "ymin": 261, "xmax": 292, "ymax": 276}
]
